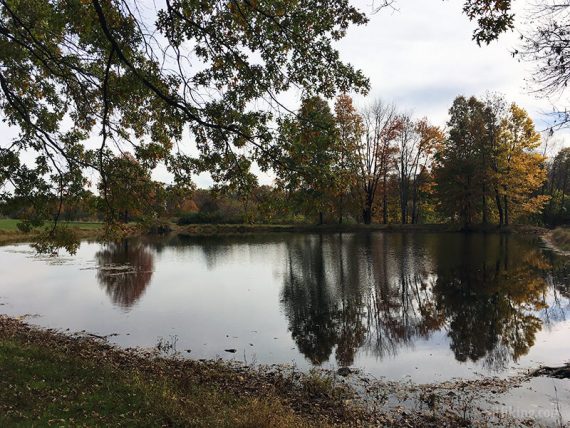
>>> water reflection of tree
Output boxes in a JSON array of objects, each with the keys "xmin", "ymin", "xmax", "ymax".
[
  {"xmin": 432, "ymin": 234, "xmax": 548, "ymax": 371},
  {"xmin": 363, "ymin": 233, "xmax": 443, "ymax": 358},
  {"xmin": 95, "ymin": 240, "xmax": 154, "ymax": 309},
  {"xmin": 280, "ymin": 232, "xmax": 558, "ymax": 371},
  {"xmin": 280, "ymin": 233, "xmax": 440, "ymax": 366},
  {"xmin": 541, "ymin": 252, "xmax": 570, "ymax": 324},
  {"xmin": 154, "ymin": 234, "xmax": 286, "ymax": 270},
  {"xmin": 280, "ymin": 234, "xmax": 367, "ymax": 366}
]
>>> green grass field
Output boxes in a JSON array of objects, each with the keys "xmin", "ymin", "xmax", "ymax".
[
  {"xmin": 0, "ymin": 219, "xmax": 102, "ymax": 232},
  {"xmin": 0, "ymin": 219, "xmax": 19, "ymax": 231}
]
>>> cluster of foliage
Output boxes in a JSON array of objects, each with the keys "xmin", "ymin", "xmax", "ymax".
[
  {"xmin": 273, "ymin": 94, "xmax": 443, "ymax": 225},
  {"xmin": 0, "ymin": 91, "xmax": 554, "ymax": 230},
  {"xmin": 273, "ymin": 93, "xmax": 548, "ymax": 228},
  {"xmin": 0, "ymin": 0, "xmax": 370, "ymax": 248},
  {"xmin": 462, "ymin": 1, "xmax": 570, "ymax": 129},
  {"xmin": 543, "ymin": 148, "xmax": 570, "ymax": 225},
  {"xmin": 435, "ymin": 95, "xmax": 548, "ymax": 227}
]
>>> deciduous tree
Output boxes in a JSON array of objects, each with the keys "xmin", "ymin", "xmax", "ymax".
[
  {"xmin": 334, "ymin": 94, "xmax": 362, "ymax": 224},
  {"xmin": 435, "ymin": 96, "xmax": 488, "ymax": 227},
  {"xmin": 276, "ymin": 96, "xmax": 339, "ymax": 224},
  {"xmin": 98, "ymin": 153, "xmax": 159, "ymax": 224},
  {"xmin": 494, "ymin": 104, "xmax": 548, "ymax": 224},
  {"xmin": 0, "ymin": 0, "xmax": 369, "ymax": 249},
  {"xmin": 394, "ymin": 115, "xmax": 441, "ymax": 224},
  {"xmin": 357, "ymin": 100, "xmax": 401, "ymax": 224}
]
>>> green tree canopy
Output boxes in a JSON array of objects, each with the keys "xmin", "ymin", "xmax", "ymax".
[{"xmin": 436, "ymin": 95, "xmax": 547, "ymax": 227}]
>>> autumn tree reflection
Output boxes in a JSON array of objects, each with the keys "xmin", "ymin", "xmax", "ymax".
[
  {"xmin": 280, "ymin": 232, "xmax": 556, "ymax": 371},
  {"xmin": 428, "ymin": 234, "xmax": 548, "ymax": 371},
  {"xmin": 95, "ymin": 240, "xmax": 154, "ymax": 309},
  {"xmin": 280, "ymin": 234, "xmax": 367, "ymax": 366},
  {"xmin": 280, "ymin": 233, "xmax": 440, "ymax": 366},
  {"xmin": 362, "ymin": 233, "xmax": 443, "ymax": 358}
]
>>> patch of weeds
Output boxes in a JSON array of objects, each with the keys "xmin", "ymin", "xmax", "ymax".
[
  {"xmin": 302, "ymin": 369, "xmax": 352, "ymax": 401},
  {"xmin": 156, "ymin": 334, "xmax": 179, "ymax": 356}
]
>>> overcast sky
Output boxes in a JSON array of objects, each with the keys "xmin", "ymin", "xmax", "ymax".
[
  {"xmin": 233, "ymin": 0, "xmax": 568, "ymax": 188},
  {"xmin": 342, "ymin": 0, "xmax": 561, "ymax": 128}
]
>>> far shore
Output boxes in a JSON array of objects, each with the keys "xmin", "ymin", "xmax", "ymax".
[
  {"xmin": 175, "ymin": 222, "xmax": 549, "ymax": 237},
  {"xmin": 0, "ymin": 219, "xmax": 551, "ymax": 246}
]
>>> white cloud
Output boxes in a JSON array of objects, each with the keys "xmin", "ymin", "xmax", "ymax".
[{"xmin": 336, "ymin": 0, "xmax": 570, "ymax": 145}]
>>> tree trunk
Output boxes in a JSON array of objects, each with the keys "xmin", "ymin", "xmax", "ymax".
[
  {"xmin": 338, "ymin": 193, "xmax": 343, "ymax": 224},
  {"xmin": 399, "ymin": 177, "xmax": 407, "ymax": 224},
  {"xmin": 382, "ymin": 175, "xmax": 388, "ymax": 224},
  {"xmin": 482, "ymin": 183, "xmax": 488, "ymax": 225},
  {"xmin": 363, "ymin": 207, "xmax": 371, "ymax": 224},
  {"xmin": 462, "ymin": 180, "xmax": 471, "ymax": 229},
  {"xmin": 319, "ymin": 211, "xmax": 324, "ymax": 225},
  {"xmin": 362, "ymin": 185, "xmax": 374, "ymax": 224},
  {"xmin": 562, "ymin": 169, "xmax": 567, "ymax": 208},
  {"xmin": 401, "ymin": 190, "xmax": 407, "ymax": 224},
  {"xmin": 494, "ymin": 187, "xmax": 503, "ymax": 227},
  {"xmin": 503, "ymin": 194, "xmax": 509, "ymax": 226},
  {"xmin": 411, "ymin": 181, "xmax": 418, "ymax": 224}
]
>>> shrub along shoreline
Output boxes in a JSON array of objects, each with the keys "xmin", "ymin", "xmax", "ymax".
[
  {"xmin": 175, "ymin": 223, "xmax": 548, "ymax": 236},
  {"xmin": 0, "ymin": 220, "xmax": 550, "ymax": 248}
]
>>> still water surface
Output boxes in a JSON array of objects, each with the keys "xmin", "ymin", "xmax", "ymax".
[{"xmin": 1, "ymin": 232, "xmax": 569, "ymax": 383}]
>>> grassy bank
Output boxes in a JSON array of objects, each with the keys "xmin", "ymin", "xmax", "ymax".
[
  {"xmin": 2, "ymin": 316, "xmax": 515, "ymax": 427},
  {"xmin": 2, "ymin": 316, "xmax": 560, "ymax": 427},
  {"xmin": 0, "ymin": 219, "xmax": 104, "ymax": 245},
  {"xmin": 0, "ymin": 316, "xmax": 372, "ymax": 427},
  {"xmin": 0, "ymin": 218, "xmax": 549, "ymax": 246},
  {"xmin": 177, "ymin": 223, "xmax": 458, "ymax": 236},
  {"xmin": 0, "ymin": 341, "xmax": 310, "ymax": 427},
  {"xmin": 176, "ymin": 222, "xmax": 548, "ymax": 237}
]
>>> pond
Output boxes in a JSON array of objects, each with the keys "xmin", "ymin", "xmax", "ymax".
[{"xmin": 1, "ymin": 232, "xmax": 569, "ymax": 383}]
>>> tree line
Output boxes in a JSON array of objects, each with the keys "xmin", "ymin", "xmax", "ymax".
[
  {"xmin": 3, "ymin": 93, "xmax": 564, "ymax": 229},
  {"xmin": 271, "ymin": 93, "xmax": 549, "ymax": 228}
]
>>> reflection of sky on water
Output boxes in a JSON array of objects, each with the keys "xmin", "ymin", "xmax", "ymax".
[{"xmin": 0, "ymin": 232, "xmax": 569, "ymax": 383}]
